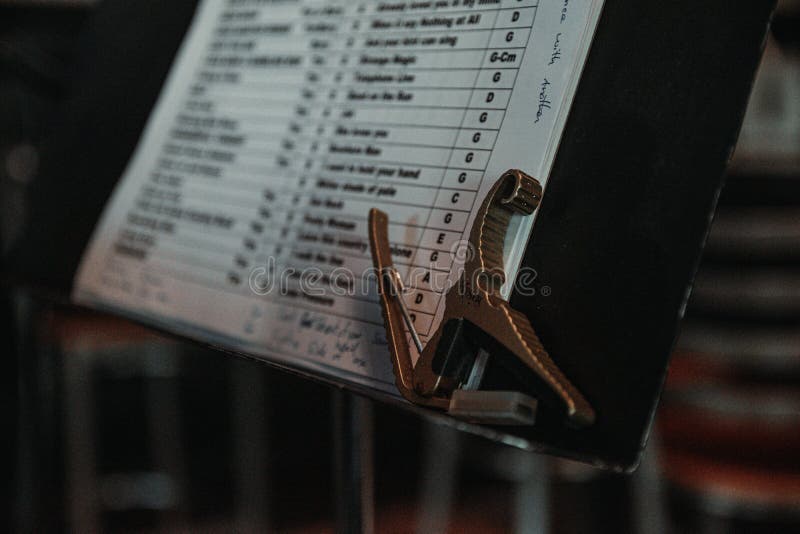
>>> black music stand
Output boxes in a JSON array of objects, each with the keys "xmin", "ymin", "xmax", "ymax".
[{"xmin": 3, "ymin": 0, "xmax": 776, "ymax": 478}]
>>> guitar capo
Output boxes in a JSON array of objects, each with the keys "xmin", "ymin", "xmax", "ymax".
[{"xmin": 368, "ymin": 169, "xmax": 595, "ymax": 427}]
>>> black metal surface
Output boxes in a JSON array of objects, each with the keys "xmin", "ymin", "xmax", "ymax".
[
  {"xmin": 431, "ymin": 319, "xmax": 480, "ymax": 384},
  {"xmin": 2, "ymin": 0, "xmax": 776, "ymax": 469},
  {"xmin": 505, "ymin": 0, "xmax": 776, "ymax": 468}
]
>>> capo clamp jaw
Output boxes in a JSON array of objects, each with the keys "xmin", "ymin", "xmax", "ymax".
[{"xmin": 368, "ymin": 169, "xmax": 595, "ymax": 427}]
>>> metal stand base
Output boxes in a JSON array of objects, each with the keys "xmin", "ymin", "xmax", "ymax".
[{"xmin": 332, "ymin": 390, "xmax": 374, "ymax": 534}]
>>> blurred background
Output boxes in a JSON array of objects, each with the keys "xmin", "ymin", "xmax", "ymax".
[{"xmin": 1, "ymin": 0, "xmax": 799, "ymax": 532}]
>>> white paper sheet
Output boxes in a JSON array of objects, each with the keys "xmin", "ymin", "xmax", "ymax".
[{"xmin": 75, "ymin": 0, "xmax": 604, "ymax": 393}]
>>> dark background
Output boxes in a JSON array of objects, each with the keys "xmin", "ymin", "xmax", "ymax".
[{"xmin": 2, "ymin": 0, "xmax": 799, "ymax": 532}]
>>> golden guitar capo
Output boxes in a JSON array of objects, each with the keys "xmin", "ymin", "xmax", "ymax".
[{"xmin": 368, "ymin": 169, "xmax": 595, "ymax": 427}]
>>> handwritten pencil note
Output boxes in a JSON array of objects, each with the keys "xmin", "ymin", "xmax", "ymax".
[{"xmin": 75, "ymin": 0, "xmax": 604, "ymax": 392}]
